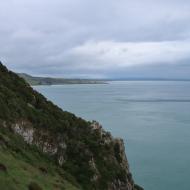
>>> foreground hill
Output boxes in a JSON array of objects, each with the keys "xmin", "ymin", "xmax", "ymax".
[
  {"xmin": 0, "ymin": 62, "xmax": 143, "ymax": 190},
  {"xmin": 18, "ymin": 73, "xmax": 106, "ymax": 86}
]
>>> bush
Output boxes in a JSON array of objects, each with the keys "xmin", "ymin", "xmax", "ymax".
[{"xmin": 28, "ymin": 182, "xmax": 42, "ymax": 190}]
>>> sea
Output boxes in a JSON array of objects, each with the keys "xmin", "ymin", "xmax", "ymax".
[{"xmin": 34, "ymin": 81, "xmax": 190, "ymax": 190}]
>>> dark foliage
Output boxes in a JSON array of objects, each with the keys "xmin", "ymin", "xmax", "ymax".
[{"xmin": 28, "ymin": 182, "xmax": 42, "ymax": 190}]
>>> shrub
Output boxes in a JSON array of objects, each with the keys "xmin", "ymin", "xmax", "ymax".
[{"xmin": 28, "ymin": 182, "xmax": 42, "ymax": 190}]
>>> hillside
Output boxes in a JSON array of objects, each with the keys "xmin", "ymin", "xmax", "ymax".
[
  {"xmin": 0, "ymin": 62, "xmax": 143, "ymax": 190},
  {"xmin": 18, "ymin": 73, "xmax": 106, "ymax": 86}
]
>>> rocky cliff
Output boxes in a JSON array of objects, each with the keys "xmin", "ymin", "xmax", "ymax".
[{"xmin": 0, "ymin": 62, "xmax": 143, "ymax": 190}]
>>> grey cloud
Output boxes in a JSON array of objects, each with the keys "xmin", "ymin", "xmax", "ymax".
[{"xmin": 1, "ymin": 0, "xmax": 190, "ymax": 78}]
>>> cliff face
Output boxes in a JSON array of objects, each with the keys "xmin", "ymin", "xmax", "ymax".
[
  {"xmin": 0, "ymin": 62, "xmax": 142, "ymax": 190},
  {"xmin": 9, "ymin": 121, "xmax": 135, "ymax": 190}
]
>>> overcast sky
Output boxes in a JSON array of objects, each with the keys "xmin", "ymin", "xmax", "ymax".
[{"xmin": 1, "ymin": 0, "xmax": 190, "ymax": 78}]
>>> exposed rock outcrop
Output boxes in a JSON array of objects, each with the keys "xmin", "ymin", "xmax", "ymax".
[
  {"xmin": 8, "ymin": 120, "xmax": 140, "ymax": 190},
  {"xmin": 11, "ymin": 120, "xmax": 67, "ymax": 166}
]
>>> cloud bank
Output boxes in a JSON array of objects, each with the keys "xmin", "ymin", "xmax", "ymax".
[{"xmin": 1, "ymin": 0, "xmax": 190, "ymax": 78}]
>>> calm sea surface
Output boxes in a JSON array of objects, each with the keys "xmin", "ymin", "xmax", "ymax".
[{"xmin": 34, "ymin": 81, "xmax": 190, "ymax": 190}]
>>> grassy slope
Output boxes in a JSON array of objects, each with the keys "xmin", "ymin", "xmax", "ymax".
[
  {"xmin": 0, "ymin": 127, "xmax": 80, "ymax": 190},
  {"xmin": 0, "ymin": 63, "xmax": 83, "ymax": 189}
]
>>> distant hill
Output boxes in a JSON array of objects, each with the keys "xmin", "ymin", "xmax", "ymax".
[{"xmin": 18, "ymin": 73, "xmax": 106, "ymax": 85}]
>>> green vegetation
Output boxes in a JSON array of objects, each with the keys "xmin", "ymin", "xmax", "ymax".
[
  {"xmin": 0, "ymin": 126, "xmax": 80, "ymax": 190},
  {"xmin": 0, "ymin": 62, "xmax": 142, "ymax": 190},
  {"xmin": 18, "ymin": 73, "xmax": 106, "ymax": 86}
]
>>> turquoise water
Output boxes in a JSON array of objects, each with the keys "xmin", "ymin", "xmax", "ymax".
[{"xmin": 34, "ymin": 81, "xmax": 190, "ymax": 190}]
